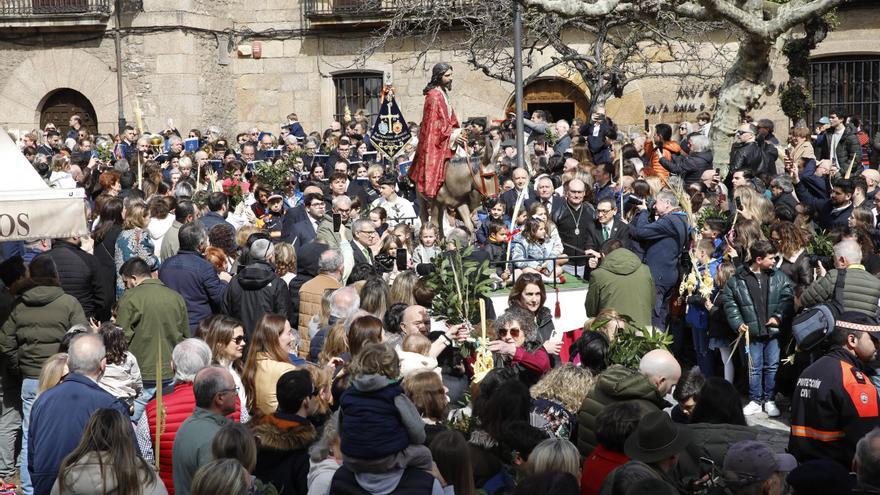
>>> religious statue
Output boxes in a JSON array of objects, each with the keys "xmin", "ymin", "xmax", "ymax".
[{"xmin": 409, "ymin": 62, "xmax": 463, "ymax": 199}]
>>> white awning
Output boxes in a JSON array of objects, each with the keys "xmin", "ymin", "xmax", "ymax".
[{"xmin": 0, "ymin": 127, "xmax": 89, "ymax": 241}]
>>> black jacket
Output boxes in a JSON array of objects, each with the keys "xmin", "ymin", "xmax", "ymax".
[
  {"xmin": 251, "ymin": 413, "xmax": 317, "ymax": 495},
  {"xmin": 224, "ymin": 260, "xmax": 290, "ymax": 337},
  {"xmin": 40, "ymin": 240, "xmax": 107, "ymax": 320},
  {"xmin": 659, "ymin": 150, "xmax": 713, "ymax": 186},
  {"xmin": 591, "ymin": 218, "xmax": 630, "ymax": 249},
  {"xmin": 729, "ymin": 138, "xmax": 778, "ymax": 177},
  {"xmin": 93, "ymin": 225, "xmax": 122, "ymax": 321},
  {"xmin": 818, "ymin": 124, "xmax": 863, "ymax": 174}
]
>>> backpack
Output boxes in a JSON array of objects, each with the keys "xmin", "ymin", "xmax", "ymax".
[{"xmin": 791, "ymin": 269, "xmax": 846, "ymax": 350}]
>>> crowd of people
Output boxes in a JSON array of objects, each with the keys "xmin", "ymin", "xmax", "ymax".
[{"xmin": 1, "ymin": 99, "xmax": 880, "ymax": 495}]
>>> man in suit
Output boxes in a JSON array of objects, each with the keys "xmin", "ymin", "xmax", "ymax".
[
  {"xmin": 591, "ymin": 162, "xmax": 617, "ymax": 206},
  {"xmin": 281, "ymin": 185, "xmax": 323, "ymax": 242},
  {"xmin": 500, "ymin": 166, "xmax": 536, "ymax": 217},
  {"xmin": 535, "ymin": 175, "xmax": 565, "ymax": 220},
  {"xmin": 592, "ymin": 198, "xmax": 630, "ymax": 249},
  {"xmin": 289, "ymin": 192, "xmax": 327, "ymax": 249},
  {"xmin": 348, "ymin": 218, "xmax": 378, "ymax": 273},
  {"xmin": 553, "ymin": 120, "xmax": 572, "ymax": 157}
]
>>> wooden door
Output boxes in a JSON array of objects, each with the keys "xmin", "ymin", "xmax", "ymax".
[
  {"xmin": 40, "ymin": 89, "xmax": 98, "ymax": 136},
  {"xmin": 508, "ymin": 78, "xmax": 590, "ymax": 123}
]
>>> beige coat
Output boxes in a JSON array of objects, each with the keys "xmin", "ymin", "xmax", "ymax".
[
  {"xmin": 253, "ymin": 352, "xmax": 297, "ymax": 416},
  {"xmin": 297, "ymin": 274, "xmax": 341, "ymax": 354}
]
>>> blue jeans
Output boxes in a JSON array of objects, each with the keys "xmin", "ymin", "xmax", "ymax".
[
  {"xmin": 132, "ymin": 379, "xmax": 173, "ymax": 423},
  {"xmin": 0, "ymin": 373, "xmax": 21, "ymax": 480},
  {"xmin": 747, "ymin": 336, "xmax": 779, "ymax": 403},
  {"xmin": 19, "ymin": 378, "xmax": 38, "ymax": 495}
]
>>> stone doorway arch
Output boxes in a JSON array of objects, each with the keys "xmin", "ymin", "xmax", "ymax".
[
  {"xmin": 39, "ymin": 88, "xmax": 98, "ymax": 135},
  {"xmin": 506, "ymin": 77, "xmax": 590, "ymax": 124}
]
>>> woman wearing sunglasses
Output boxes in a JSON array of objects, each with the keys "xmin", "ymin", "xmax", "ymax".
[
  {"xmin": 486, "ymin": 306, "xmax": 551, "ymax": 386},
  {"xmin": 202, "ymin": 314, "xmax": 250, "ymax": 423},
  {"xmin": 508, "ymin": 273, "xmax": 560, "ymax": 360}
]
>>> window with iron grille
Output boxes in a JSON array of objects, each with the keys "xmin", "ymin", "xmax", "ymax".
[
  {"xmin": 810, "ymin": 56, "xmax": 880, "ymax": 133},
  {"xmin": 332, "ymin": 72, "xmax": 383, "ymax": 126}
]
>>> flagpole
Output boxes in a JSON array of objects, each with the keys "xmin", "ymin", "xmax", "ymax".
[{"xmin": 513, "ymin": 0, "xmax": 525, "ymax": 172}]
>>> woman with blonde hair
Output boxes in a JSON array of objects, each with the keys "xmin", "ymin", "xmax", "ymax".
[
  {"xmin": 388, "ymin": 270, "xmax": 418, "ymax": 306},
  {"xmin": 114, "ymin": 200, "xmax": 159, "ymax": 297},
  {"xmin": 317, "ymin": 321, "xmax": 348, "ymax": 367},
  {"xmin": 725, "ymin": 217, "xmax": 765, "ymax": 264},
  {"xmin": 529, "ymin": 364, "xmax": 594, "ymax": 440},
  {"xmin": 528, "ymin": 437, "xmax": 581, "ymax": 480},
  {"xmin": 241, "ymin": 313, "xmax": 297, "ymax": 416},
  {"xmin": 37, "ymin": 353, "xmax": 69, "ymax": 395},
  {"xmin": 274, "ymin": 243, "xmax": 297, "ymax": 284},
  {"xmin": 733, "ymin": 186, "xmax": 773, "ymax": 223}
]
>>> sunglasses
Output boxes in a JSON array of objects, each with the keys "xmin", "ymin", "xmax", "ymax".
[
  {"xmin": 498, "ymin": 327, "xmax": 521, "ymax": 338},
  {"xmin": 233, "ymin": 335, "xmax": 246, "ymax": 344}
]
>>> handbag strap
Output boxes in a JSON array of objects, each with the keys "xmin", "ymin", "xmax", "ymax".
[{"xmin": 832, "ymin": 269, "xmax": 847, "ymax": 308}]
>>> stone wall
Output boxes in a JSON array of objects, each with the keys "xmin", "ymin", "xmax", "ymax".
[{"xmin": 0, "ymin": 2, "xmax": 877, "ymax": 140}]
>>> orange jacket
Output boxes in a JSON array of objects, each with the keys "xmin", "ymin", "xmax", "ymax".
[{"xmin": 643, "ymin": 140, "xmax": 683, "ymax": 179}]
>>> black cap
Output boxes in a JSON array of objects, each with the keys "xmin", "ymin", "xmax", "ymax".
[{"xmin": 836, "ymin": 311, "xmax": 880, "ymax": 339}]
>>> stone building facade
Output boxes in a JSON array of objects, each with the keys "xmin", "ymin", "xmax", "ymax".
[{"xmin": 0, "ymin": 0, "xmax": 877, "ymax": 139}]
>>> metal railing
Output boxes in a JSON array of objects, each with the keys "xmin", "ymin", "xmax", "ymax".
[
  {"xmin": 304, "ymin": 0, "xmax": 472, "ymax": 19},
  {"xmin": 0, "ymin": 0, "xmax": 111, "ymax": 17}
]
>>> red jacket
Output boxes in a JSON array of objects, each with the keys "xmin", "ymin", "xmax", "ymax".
[
  {"xmin": 580, "ymin": 444, "xmax": 629, "ymax": 495},
  {"xmin": 146, "ymin": 382, "xmax": 242, "ymax": 494}
]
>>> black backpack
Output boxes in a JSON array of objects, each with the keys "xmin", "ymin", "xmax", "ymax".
[{"xmin": 791, "ymin": 269, "xmax": 846, "ymax": 351}]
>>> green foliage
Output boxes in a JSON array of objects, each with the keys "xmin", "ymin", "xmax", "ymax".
[
  {"xmin": 780, "ymin": 83, "xmax": 813, "ymax": 123},
  {"xmin": 780, "ymin": 16, "xmax": 830, "ymax": 123},
  {"xmin": 696, "ymin": 206, "xmax": 729, "ymax": 230},
  {"xmin": 254, "ymin": 159, "xmax": 291, "ymax": 192},
  {"xmin": 594, "ymin": 317, "xmax": 673, "ymax": 369},
  {"xmin": 806, "ymin": 229, "xmax": 833, "ymax": 256},
  {"xmin": 424, "ymin": 244, "xmax": 495, "ymax": 325}
]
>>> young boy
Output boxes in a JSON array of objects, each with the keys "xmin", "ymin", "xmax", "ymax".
[
  {"xmin": 485, "ymin": 219, "xmax": 512, "ymax": 286},
  {"xmin": 260, "ymin": 191, "xmax": 286, "ymax": 239},
  {"xmin": 721, "ymin": 239, "xmax": 794, "ymax": 417},
  {"xmin": 685, "ymin": 238, "xmax": 723, "ymax": 376}
]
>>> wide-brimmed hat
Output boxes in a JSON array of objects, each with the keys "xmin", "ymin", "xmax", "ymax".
[{"xmin": 624, "ymin": 411, "xmax": 693, "ymax": 463}]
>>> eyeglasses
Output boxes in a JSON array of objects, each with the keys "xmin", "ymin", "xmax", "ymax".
[
  {"xmin": 498, "ymin": 327, "xmax": 521, "ymax": 338},
  {"xmin": 596, "ymin": 208, "xmax": 613, "ymax": 214},
  {"xmin": 309, "ymin": 202, "xmax": 325, "ymax": 207},
  {"xmin": 233, "ymin": 335, "xmax": 246, "ymax": 344},
  {"xmin": 359, "ymin": 230, "xmax": 378, "ymax": 236},
  {"xmin": 336, "ymin": 208, "xmax": 351, "ymax": 213},
  {"xmin": 217, "ymin": 386, "xmax": 240, "ymax": 396}
]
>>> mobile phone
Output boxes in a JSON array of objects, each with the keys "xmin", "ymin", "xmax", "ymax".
[
  {"xmin": 396, "ymin": 248, "xmax": 408, "ymax": 271},
  {"xmin": 735, "ymin": 197, "xmax": 743, "ymax": 210},
  {"xmin": 644, "ymin": 119, "xmax": 650, "ymax": 132},
  {"xmin": 333, "ymin": 213, "xmax": 341, "ymax": 232}
]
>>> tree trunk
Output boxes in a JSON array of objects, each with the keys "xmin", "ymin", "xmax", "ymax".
[{"xmin": 709, "ymin": 36, "xmax": 773, "ymax": 177}]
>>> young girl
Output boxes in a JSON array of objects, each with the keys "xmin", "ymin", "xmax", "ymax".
[
  {"xmin": 510, "ymin": 218, "xmax": 558, "ymax": 282},
  {"xmin": 339, "ymin": 343, "xmax": 433, "ymax": 474},
  {"xmin": 412, "ymin": 223, "xmax": 441, "ymax": 265},
  {"xmin": 528, "ymin": 202, "xmax": 568, "ymax": 269},
  {"xmin": 707, "ymin": 261, "xmax": 737, "ymax": 383},
  {"xmin": 370, "ymin": 206, "xmax": 389, "ymax": 238},
  {"xmin": 97, "ymin": 323, "xmax": 143, "ymax": 413}
]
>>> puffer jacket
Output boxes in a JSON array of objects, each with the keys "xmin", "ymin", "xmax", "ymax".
[
  {"xmin": 576, "ymin": 365, "xmax": 669, "ymax": 457},
  {"xmin": 721, "ymin": 265, "xmax": 794, "ymax": 339},
  {"xmin": 659, "ymin": 150, "xmax": 713, "ymax": 186},
  {"xmin": 297, "ymin": 274, "xmax": 341, "ymax": 354},
  {"xmin": 643, "ymin": 140, "xmax": 682, "ymax": 178},
  {"xmin": 251, "ymin": 412, "xmax": 318, "ymax": 495},
  {"xmin": 778, "ymin": 250, "xmax": 812, "ymax": 297},
  {"xmin": 0, "ymin": 284, "xmax": 87, "ymax": 378},
  {"xmin": 224, "ymin": 261, "xmax": 291, "ymax": 337},
  {"xmin": 39, "ymin": 240, "xmax": 106, "ymax": 319},
  {"xmin": 800, "ymin": 266, "xmax": 880, "ymax": 317},
  {"xmin": 819, "ymin": 123, "xmax": 863, "ymax": 175},
  {"xmin": 50, "ymin": 451, "xmax": 168, "ymax": 495},
  {"xmin": 145, "ymin": 382, "xmax": 243, "ymax": 495},
  {"xmin": 673, "ymin": 423, "xmax": 757, "ymax": 488}
]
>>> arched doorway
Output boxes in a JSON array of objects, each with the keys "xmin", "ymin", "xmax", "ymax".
[
  {"xmin": 506, "ymin": 77, "xmax": 590, "ymax": 124},
  {"xmin": 39, "ymin": 88, "xmax": 98, "ymax": 136}
]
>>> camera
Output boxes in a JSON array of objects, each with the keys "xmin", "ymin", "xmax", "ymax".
[{"xmin": 808, "ymin": 254, "xmax": 833, "ymax": 268}]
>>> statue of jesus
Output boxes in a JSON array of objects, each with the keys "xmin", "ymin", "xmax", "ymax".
[{"xmin": 408, "ymin": 62, "xmax": 463, "ymax": 199}]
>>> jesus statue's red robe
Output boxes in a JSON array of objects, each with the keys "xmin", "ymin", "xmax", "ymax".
[{"xmin": 409, "ymin": 86, "xmax": 460, "ymax": 199}]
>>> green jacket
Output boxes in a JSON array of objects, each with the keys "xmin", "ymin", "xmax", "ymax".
[
  {"xmin": 116, "ymin": 278, "xmax": 188, "ymax": 382},
  {"xmin": 800, "ymin": 266, "xmax": 880, "ymax": 316},
  {"xmin": 172, "ymin": 407, "xmax": 231, "ymax": 495},
  {"xmin": 159, "ymin": 220, "xmax": 183, "ymax": 261},
  {"xmin": 0, "ymin": 285, "xmax": 87, "ymax": 378},
  {"xmin": 721, "ymin": 265, "xmax": 794, "ymax": 339},
  {"xmin": 585, "ymin": 248, "xmax": 655, "ymax": 329},
  {"xmin": 576, "ymin": 364, "xmax": 668, "ymax": 457}
]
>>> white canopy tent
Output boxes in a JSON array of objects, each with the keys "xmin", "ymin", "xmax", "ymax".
[{"xmin": 0, "ymin": 127, "xmax": 88, "ymax": 241}]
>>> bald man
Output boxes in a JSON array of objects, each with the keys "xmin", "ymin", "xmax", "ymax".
[
  {"xmin": 574, "ymin": 348, "xmax": 681, "ymax": 456},
  {"xmin": 400, "ymin": 305, "xmax": 430, "ymax": 336}
]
